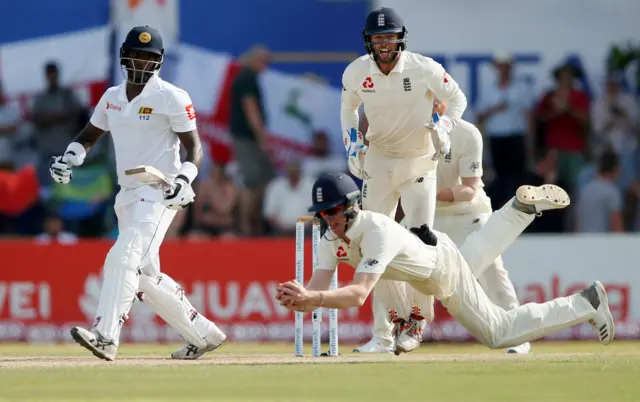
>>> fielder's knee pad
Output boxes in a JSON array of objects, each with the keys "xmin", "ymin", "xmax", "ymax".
[
  {"xmin": 105, "ymin": 228, "xmax": 144, "ymax": 270},
  {"xmin": 138, "ymin": 273, "xmax": 207, "ymax": 348}
]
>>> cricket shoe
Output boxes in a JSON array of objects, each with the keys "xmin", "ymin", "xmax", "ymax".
[
  {"xmin": 512, "ymin": 184, "xmax": 570, "ymax": 215},
  {"xmin": 171, "ymin": 326, "xmax": 227, "ymax": 360},
  {"xmin": 70, "ymin": 326, "xmax": 117, "ymax": 361},
  {"xmin": 506, "ymin": 342, "xmax": 531, "ymax": 354},
  {"xmin": 394, "ymin": 313, "xmax": 425, "ymax": 355},
  {"xmin": 580, "ymin": 281, "xmax": 615, "ymax": 345},
  {"xmin": 352, "ymin": 337, "xmax": 394, "ymax": 353}
]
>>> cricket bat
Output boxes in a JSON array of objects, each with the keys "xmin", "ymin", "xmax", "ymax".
[{"xmin": 124, "ymin": 165, "xmax": 176, "ymax": 192}]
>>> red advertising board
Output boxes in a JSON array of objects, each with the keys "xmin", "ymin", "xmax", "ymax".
[
  {"xmin": 0, "ymin": 239, "xmax": 373, "ymax": 343},
  {"xmin": 1, "ymin": 236, "xmax": 638, "ymax": 344}
]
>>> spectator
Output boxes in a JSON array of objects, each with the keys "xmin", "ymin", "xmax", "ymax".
[
  {"xmin": 0, "ymin": 164, "xmax": 40, "ymax": 234},
  {"xmin": 302, "ymin": 130, "xmax": 347, "ymax": 178},
  {"xmin": 476, "ymin": 52, "xmax": 535, "ymax": 208},
  {"xmin": 627, "ymin": 147, "xmax": 640, "ymax": 231},
  {"xmin": 576, "ymin": 148, "xmax": 623, "ymax": 233},
  {"xmin": 191, "ymin": 163, "xmax": 238, "ymax": 238},
  {"xmin": 229, "ymin": 45, "xmax": 275, "ymax": 236},
  {"xmin": 522, "ymin": 150, "xmax": 566, "ymax": 233},
  {"xmin": 535, "ymin": 60, "xmax": 590, "ymax": 194},
  {"xmin": 31, "ymin": 61, "xmax": 82, "ymax": 185},
  {"xmin": 0, "ymin": 82, "xmax": 22, "ymax": 171},
  {"xmin": 263, "ymin": 159, "xmax": 314, "ymax": 236},
  {"xmin": 35, "ymin": 212, "xmax": 78, "ymax": 245},
  {"xmin": 591, "ymin": 72, "xmax": 639, "ymax": 189}
]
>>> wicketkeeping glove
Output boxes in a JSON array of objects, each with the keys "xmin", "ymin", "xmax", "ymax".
[
  {"xmin": 425, "ymin": 113, "xmax": 452, "ymax": 161},
  {"xmin": 161, "ymin": 175, "xmax": 195, "ymax": 210},
  {"xmin": 345, "ymin": 128, "xmax": 370, "ymax": 180}
]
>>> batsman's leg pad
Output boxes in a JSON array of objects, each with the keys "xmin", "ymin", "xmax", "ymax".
[
  {"xmin": 94, "ymin": 228, "xmax": 143, "ymax": 344},
  {"xmin": 138, "ymin": 273, "xmax": 207, "ymax": 348}
]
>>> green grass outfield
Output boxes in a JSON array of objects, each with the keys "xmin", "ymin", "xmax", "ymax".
[{"xmin": 1, "ymin": 341, "xmax": 639, "ymax": 401}]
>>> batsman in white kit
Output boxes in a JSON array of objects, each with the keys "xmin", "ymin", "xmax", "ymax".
[
  {"xmin": 275, "ymin": 172, "xmax": 615, "ymax": 352},
  {"xmin": 342, "ymin": 7, "xmax": 468, "ymax": 352},
  {"xmin": 49, "ymin": 26, "xmax": 226, "ymax": 361}
]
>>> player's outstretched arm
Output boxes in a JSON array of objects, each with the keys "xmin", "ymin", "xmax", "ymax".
[
  {"xmin": 306, "ymin": 268, "xmax": 336, "ymax": 291},
  {"xmin": 278, "ymin": 272, "xmax": 380, "ymax": 310}
]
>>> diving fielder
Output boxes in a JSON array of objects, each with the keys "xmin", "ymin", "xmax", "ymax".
[
  {"xmin": 390, "ymin": 102, "xmax": 530, "ymax": 354},
  {"xmin": 342, "ymin": 7, "xmax": 467, "ymax": 352},
  {"xmin": 50, "ymin": 26, "xmax": 225, "ymax": 361},
  {"xmin": 276, "ymin": 173, "xmax": 615, "ymax": 352}
]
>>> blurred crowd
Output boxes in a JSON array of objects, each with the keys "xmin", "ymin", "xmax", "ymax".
[
  {"xmin": 0, "ymin": 48, "xmax": 638, "ymax": 242},
  {"xmin": 478, "ymin": 52, "xmax": 639, "ymax": 234}
]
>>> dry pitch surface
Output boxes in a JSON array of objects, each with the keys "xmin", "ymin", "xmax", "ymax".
[{"xmin": 1, "ymin": 341, "xmax": 639, "ymax": 401}]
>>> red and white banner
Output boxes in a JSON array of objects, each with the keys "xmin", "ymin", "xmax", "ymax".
[
  {"xmin": 0, "ymin": 239, "xmax": 371, "ymax": 344},
  {"xmin": 170, "ymin": 44, "xmax": 345, "ymax": 169},
  {"xmin": 1, "ymin": 235, "xmax": 639, "ymax": 344},
  {"xmin": 0, "ymin": 27, "xmax": 111, "ymax": 119}
]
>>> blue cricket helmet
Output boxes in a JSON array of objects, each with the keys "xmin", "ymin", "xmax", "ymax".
[
  {"xmin": 308, "ymin": 172, "xmax": 361, "ymax": 213},
  {"xmin": 362, "ymin": 7, "xmax": 407, "ymax": 62}
]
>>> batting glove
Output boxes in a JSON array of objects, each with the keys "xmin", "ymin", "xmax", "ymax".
[
  {"xmin": 50, "ymin": 156, "xmax": 73, "ymax": 184},
  {"xmin": 49, "ymin": 142, "xmax": 87, "ymax": 184},
  {"xmin": 162, "ymin": 175, "xmax": 195, "ymax": 210}
]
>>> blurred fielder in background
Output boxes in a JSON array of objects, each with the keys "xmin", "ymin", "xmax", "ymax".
[
  {"xmin": 276, "ymin": 172, "xmax": 615, "ymax": 353},
  {"xmin": 49, "ymin": 26, "xmax": 225, "ymax": 361},
  {"xmin": 341, "ymin": 6, "xmax": 468, "ymax": 353}
]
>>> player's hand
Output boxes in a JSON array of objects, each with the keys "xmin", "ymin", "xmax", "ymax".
[
  {"xmin": 278, "ymin": 280, "xmax": 314, "ymax": 307},
  {"xmin": 50, "ymin": 147, "xmax": 86, "ymax": 184},
  {"xmin": 345, "ymin": 128, "xmax": 370, "ymax": 179},
  {"xmin": 425, "ymin": 114, "xmax": 451, "ymax": 161},
  {"xmin": 50, "ymin": 156, "xmax": 73, "ymax": 184},
  {"xmin": 162, "ymin": 176, "xmax": 195, "ymax": 210},
  {"xmin": 347, "ymin": 144, "xmax": 369, "ymax": 179}
]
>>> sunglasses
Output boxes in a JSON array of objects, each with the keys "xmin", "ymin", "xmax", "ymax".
[{"xmin": 318, "ymin": 205, "xmax": 349, "ymax": 218}]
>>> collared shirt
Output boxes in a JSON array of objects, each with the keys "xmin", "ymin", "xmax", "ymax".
[
  {"xmin": 436, "ymin": 120, "xmax": 492, "ymax": 216},
  {"xmin": 341, "ymin": 51, "xmax": 467, "ymax": 156},
  {"xmin": 263, "ymin": 176, "xmax": 315, "ymax": 229},
  {"xmin": 90, "ymin": 76, "xmax": 197, "ymax": 188},
  {"xmin": 316, "ymin": 210, "xmax": 438, "ymax": 282},
  {"xmin": 477, "ymin": 79, "xmax": 534, "ymax": 136}
]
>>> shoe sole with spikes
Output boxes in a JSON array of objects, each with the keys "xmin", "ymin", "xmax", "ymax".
[{"xmin": 515, "ymin": 184, "xmax": 570, "ymax": 213}]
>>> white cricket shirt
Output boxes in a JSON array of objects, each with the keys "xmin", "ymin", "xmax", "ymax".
[
  {"xmin": 316, "ymin": 210, "xmax": 439, "ymax": 283},
  {"xmin": 341, "ymin": 51, "xmax": 467, "ymax": 156},
  {"xmin": 89, "ymin": 75, "xmax": 197, "ymax": 188},
  {"xmin": 436, "ymin": 120, "xmax": 492, "ymax": 216}
]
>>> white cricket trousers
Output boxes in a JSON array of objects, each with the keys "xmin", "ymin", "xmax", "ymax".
[
  {"xmin": 434, "ymin": 212, "xmax": 520, "ymax": 311},
  {"xmin": 93, "ymin": 185, "xmax": 216, "ymax": 348},
  {"xmin": 362, "ymin": 145, "xmax": 438, "ymax": 341},
  {"xmin": 412, "ymin": 202, "xmax": 597, "ymax": 348}
]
